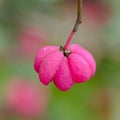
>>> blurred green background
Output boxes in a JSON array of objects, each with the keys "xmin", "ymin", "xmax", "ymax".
[{"xmin": 0, "ymin": 0, "xmax": 120, "ymax": 120}]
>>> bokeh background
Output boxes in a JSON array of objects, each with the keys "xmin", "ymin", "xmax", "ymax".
[{"xmin": 0, "ymin": 0, "xmax": 120, "ymax": 120}]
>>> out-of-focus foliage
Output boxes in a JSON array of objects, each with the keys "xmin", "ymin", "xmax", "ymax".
[{"xmin": 0, "ymin": 0, "xmax": 120, "ymax": 120}]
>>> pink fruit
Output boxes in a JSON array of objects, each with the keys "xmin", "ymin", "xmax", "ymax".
[{"xmin": 34, "ymin": 44, "xmax": 96, "ymax": 91}]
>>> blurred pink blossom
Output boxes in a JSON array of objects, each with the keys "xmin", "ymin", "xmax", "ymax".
[
  {"xmin": 5, "ymin": 77, "xmax": 49, "ymax": 117},
  {"xmin": 83, "ymin": 2, "xmax": 110, "ymax": 27},
  {"xmin": 19, "ymin": 28, "xmax": 49, "ymax": 57}
]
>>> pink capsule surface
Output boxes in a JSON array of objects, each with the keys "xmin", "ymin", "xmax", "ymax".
[{"xmin": 34, "ymin": 44, "xmax": 96, "ymax": 91}]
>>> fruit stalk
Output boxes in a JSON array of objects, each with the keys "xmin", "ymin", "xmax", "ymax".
[{"xmin": 64, "ymin": 0, "xmax": 82, "ymax": 49}]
